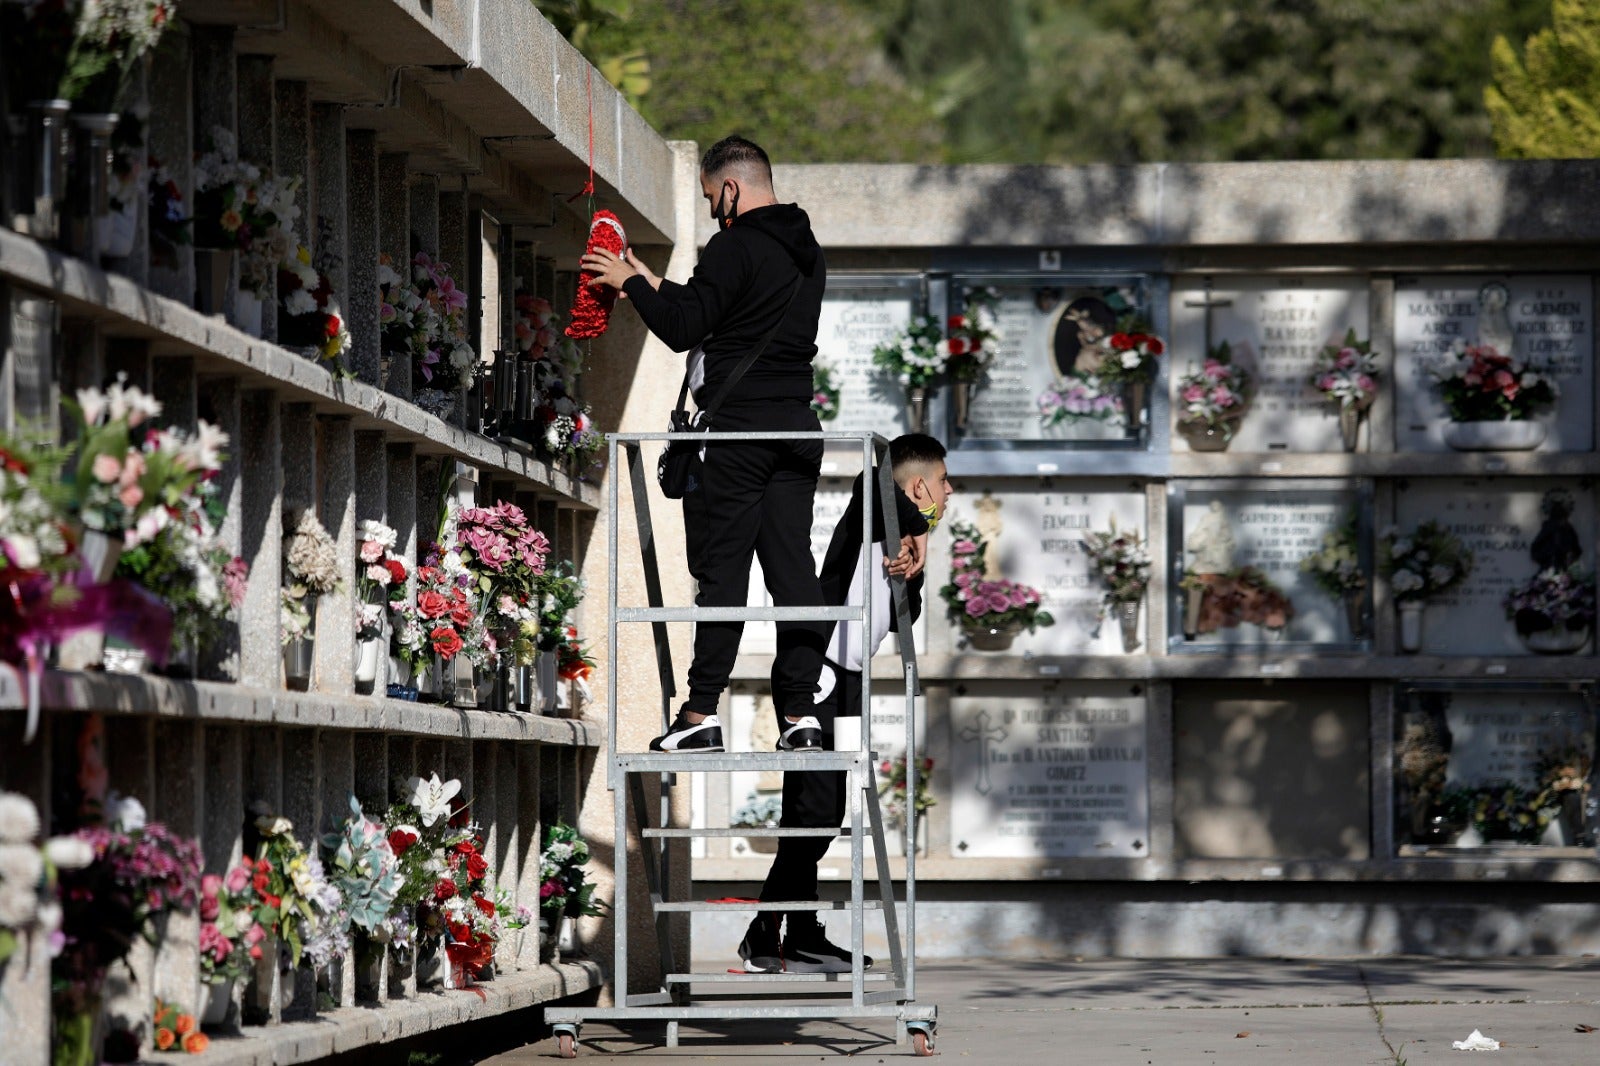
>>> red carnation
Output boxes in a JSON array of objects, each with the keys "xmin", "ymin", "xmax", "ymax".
[
  {"xmin": 384, "ymin": 558, "xmax": 408, "ymax": 584},
  {"xmin": 430, "ymin": 626, "xmax": 464, "ymax": 659}
]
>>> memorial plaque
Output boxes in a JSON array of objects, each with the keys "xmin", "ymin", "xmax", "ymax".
[
  {"xmin": 1170, "ymin": 276, "xmax": 1369, "ymax": 452},
  {"xmin": 950, "ymin": 683, "xmax": 1148, "ymax": 859},
  {"xmin": 815, "ymin": 277, "xmax": 920, "ymax": 442},
  {"xmin": 1395, "ymin": 480, "xmax": 1596, "ymax": 656},
  {"xmin": 1439, "ymin": 689, "xmax": 1593, "ymax": 790},
  {"xmin": 942, "ymin": 484, "xmax": 1147, "ymax": 655},
  {"xmin": 1176, "ymin": 484, "xmax": 1366, "ymax": 646},
  {"xmin": 1395, "ymin": 275, "xmax": 1594, "ymax": 452},
  {"xmin": 746, "ymin": 478, "xmax": 928, "ymax": 655},
  {"xmin": 953, "ymin": 278, "xmax": 1151, "ymax": 445}
]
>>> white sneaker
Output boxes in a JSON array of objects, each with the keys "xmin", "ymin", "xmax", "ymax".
[{"xmin": 777, "ymin": 715, "xmax": 823, "ymax": 751}]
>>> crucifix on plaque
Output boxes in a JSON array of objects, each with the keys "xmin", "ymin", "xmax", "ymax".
[
  {"xmin": 1183, "ymin": 277, "xmax": 1233, "ymax": 366},
  {"xmin": 957, "ymin": 708, "xmax": 1008, "ymax": 796}
]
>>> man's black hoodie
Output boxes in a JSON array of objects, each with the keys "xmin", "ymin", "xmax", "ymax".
[{"xmin": 622, "ymin": 203, "xmax": 825, "ymax": 407}]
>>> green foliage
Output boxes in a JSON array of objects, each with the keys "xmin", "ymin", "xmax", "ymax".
[
  {"xmin": 533, "ymin": 0, "xmax": 652, "ymax": 107},
  {"xmin": 1487, "ymin": 0, "xmax": 1600, "ymax": 156}
]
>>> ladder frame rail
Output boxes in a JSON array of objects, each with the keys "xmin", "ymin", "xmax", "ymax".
[{"xmin": 593, "ymin": 429, "xmax": 933, "ymax": 1047}]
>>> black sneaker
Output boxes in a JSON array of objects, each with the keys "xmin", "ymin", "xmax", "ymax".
[
  {"xmin": 737, "ymin": 914, "xmax": 783, "ymax": 973},
  {"xmin": 777, "ymin": 715, "xmax": 823, "ymax": 751},
  {"xmin": 649, "ymin": 712, "xmax": 724, "ymax": 752},
  {"xmin": 781, "ymin": 914, "xmax": 872, "ymax": 974}
]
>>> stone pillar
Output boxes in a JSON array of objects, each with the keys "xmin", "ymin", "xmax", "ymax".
[
  {"xmin": 241, "ymin": 726, "xmax": 282, "ymax": 1024},
  {"xmin": 409, "ymin": 175, "xmax": 440, "ymax": 255},
  {"xmin": 318, "ymin": 729, "xmax": 357, "ymax": 1006},
  {"xmin": 151, "ymin": 356, "xmax": 197, "ymax": 429},
  {"xmin": 237, "ymin": 55, "xmax": 278, "ymax": 343},
  {"xmin": 279, "ymin": 402, "xmax": 316, "ymax": 519},
  {"xmin": 438, "ymin": 187, "xmax": 468, "ymax": 276},
  {"xmin": 147, "ymin": 26, "xmax": 193, "ymax": 303},
  {"xmin": 516, "ymin": 744, "xmax": 542, "ymax": 969},
  {"xmin": 273, "ymin": 81, "xmax": 311, "ymax": 247},
  {"xmin": 200, "ymin": 375, "xmax": 242, "ymax": 681},
  {"xmin": 314, "ymin": 416, "xmax": 356, "ymax": 693},
  {"xmin": 494, "ymin": 742, "xmax": 521, "ymax": 969},
  {"xmin": 416, "ymin": 454, "xmax": 442, "ymax": 550},
  {"xmin": 191, "ymin": 25, "xmax": 237, "ymax": 151},
  {"xmin": 345, "ymin": 129, "xmax": 380, "ymax": 385},
  {"xmin": 240, "ymin": 391, "xmax": 283, "ymax": 687},
  {"xmin": 310, "ymin": 104, "xmax": 349, "ymax": 358},
  {"xmin": 278, "ymin": 726, "xmax": 318, "ymax": 1019},
  {"xmin": 378, "ymin": 153, "xmax": 413, "ymax": 400},
  {"xmin": 153, "ymin": 722, "xmax": 202, "ymax": 1018}
]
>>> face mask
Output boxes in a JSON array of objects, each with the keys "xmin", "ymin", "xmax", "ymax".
[
  {"xmin": 711, "ymin": 181, "xmax": 739, "ymax": 229},
  {"xmin": 917, "ymin": 500, "xmax": 940, "ymax": 533}
]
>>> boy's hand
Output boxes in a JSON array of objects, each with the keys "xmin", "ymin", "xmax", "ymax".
[{"xmin": 884, "ymin": 534, "xmax": 927, "ymax": 580}]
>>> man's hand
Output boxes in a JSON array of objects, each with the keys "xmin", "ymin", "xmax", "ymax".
[
  {"xmin": 579, "ymin": 247, "xmax": 657, "ymax": 293},
  {"xmin": 884, "ymin": 533, "xmax": 928, "ymax": 580}
]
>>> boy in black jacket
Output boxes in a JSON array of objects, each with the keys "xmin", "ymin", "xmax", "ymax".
[{"xmin": 739, "ymin": 433, "xmax": 951, "ymax": 974}]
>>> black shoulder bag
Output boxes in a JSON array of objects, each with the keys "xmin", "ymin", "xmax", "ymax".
[{"xmin": 657, "ymin": 276, "xmax": 803, "ymax": 499}]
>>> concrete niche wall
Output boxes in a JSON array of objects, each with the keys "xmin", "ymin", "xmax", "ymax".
[{"xmin": 1173, "ymin": 682, "xmax": 1370, "ymax": 860}]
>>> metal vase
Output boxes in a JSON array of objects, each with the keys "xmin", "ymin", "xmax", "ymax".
[
  {"xmin": 193, "ymin": 247, "xmax": 234, "ymax": 316},
  {"xmin": 64, "ymin": 112, "xmax": 118, "ymax": 260},
  {"xmin": 23, "ymin": 99, "xmax": 70, "ymax": 242},
  {"xmin": 952, "ymin": 381, "xmax": 970, "ymax": 430},
  {"xmin": 1343, "ymin": 587, "xmax": 1368, "ymax": 640},
  {"xmin": 1338, "ymin": 404, "xmax": 1362, "ymax": 452},
  {"xmin": 491, "ymin": 349, "xmax": 518, "ymax": 415},
  {"xmin": 1123, "ymin": 381, "xmax": 1148, "ymax": 433},
  {"xmin": 1115, "ymin": 598, "xmax": 1142, "ymax": 653},
  {"xmin": 512, "ymin": 662, "xmax": 534, "ymax": 712},
  {"xmin": 904, "ymin": 386, "xmax": 929, "ymax": 434},
  {"xmin": 536, "ymin": 650, "xmax": 559, "ymax": 714},
  {"xmin": 1183, "ymin": 584, "xmax": 1205, "ymax": 640},
  {"xmin": 515, "ymin": 356, "xmax": 539, "ymax": 420},
  {"xmin": 282, "ymin": 636, "xmax": 313, "ymax": 691}
]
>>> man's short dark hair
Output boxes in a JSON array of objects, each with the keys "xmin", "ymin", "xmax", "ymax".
[
  {"xmin": 889, "ymin": 433, "xmax": 947, "ymax": 472},
  {"xmin": 701, "ymin": 135, "xmax": 773, "ymax": 185}
]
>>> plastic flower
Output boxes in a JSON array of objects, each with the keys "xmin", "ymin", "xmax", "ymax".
[{"xmin": 405, "ymin": 774, "xmax": 462, "ymax": 828}]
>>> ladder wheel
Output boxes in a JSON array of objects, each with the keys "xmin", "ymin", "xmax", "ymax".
[
  {"xmin": 911, "ymin": 1029, "xmax": 935, "ymax": 1056},
  {"xmin": 557, "ymin": 1032, "xmax": 578, "ymax": 1058}
]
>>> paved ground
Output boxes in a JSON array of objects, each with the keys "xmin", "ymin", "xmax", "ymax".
[{"xmin": 477, "ymin": 956, "xmax": 1600, "ymax": 1063}]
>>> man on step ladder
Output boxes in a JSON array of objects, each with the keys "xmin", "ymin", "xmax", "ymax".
[{"xmin": 738, "ymin": 433, "xmax": 952, "ymax": 974}]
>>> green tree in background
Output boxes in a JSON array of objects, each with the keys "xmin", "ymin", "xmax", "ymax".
[
  {"xmin": 535, "ymin": 0, "xmax": 651, "ymax": 107},
  {"xmin": 1486, "ymin": 0, "xmax": 1600, "ymax": 157}
]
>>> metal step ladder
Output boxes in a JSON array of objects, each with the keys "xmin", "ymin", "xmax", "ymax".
[{"xmin": 546, "ymin": 430, "xmax": 937, "ymax": 1058}]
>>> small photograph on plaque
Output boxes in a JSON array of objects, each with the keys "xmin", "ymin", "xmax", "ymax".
[
  {"xmin": 813, "ymin": 275, "xmax": 923, "ymax": 446},
  {"xmin": 1396, "ymin": 683, "xmax": 1595, "ymax": 851},
  {"xmin": 948, "ymin": 276, "xmax": 1154, "ymax": 449},
  {"xmin": 939, "ymin": 483, "xmax": 1147, "ymax": 656},
  {"xmin": 1169, "ymin": 276, "xmax": 1371, "ymax": 453},
  {"xmin": 950, "ymin": 682, "xmax": 1148, "ymax": 860},
  {"xmin": 1393, "ymin": 480, "xmax": 1596, "ymax": 656},
  {"xmin": 1394, "ymin": 275, "xmax": 1594, "ymax": 453},
  {"xmin": 1170, "ymin": 481, "xmax": 1371, "ymax": 648}
]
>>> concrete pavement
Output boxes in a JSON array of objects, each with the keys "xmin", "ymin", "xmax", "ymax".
[{"xmin": 478, "ymin": 957, "xmax": 1600, "ymax": 1063}]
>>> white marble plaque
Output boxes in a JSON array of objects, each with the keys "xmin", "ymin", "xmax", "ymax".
[
  {"xmin": 960, "ymin": 283, "xmax": 1141, "ymax": 443},
  {"xmin": 1181, "ymin": 488, "xmax": 1363, "ymax": 645},
  {"xmin": 5, "ymin": 292, "xmax": 56, "ymax": 430},
  {"xmin": 816, "ymin": 280, "xmax": 919, "ymax": 441},
  {"xmin": 746, "ymin": 479, "xmax": 928, "ymax": 655},
  {"xmin": 950, "ymin": 683, "xmax": 1148, "ymax": 859},
  {"xmin": 942, "ymin": 485, "xmax": 1147, "ymax": 655},
  {"xmin": 1170, "ymin": 277, "xmax": 1369, "ymax": 452},
  {"xmin": 1395, "ymin": 480, "xmax": 1595, "ymax": 656},
  {"xmin": 1440, "ymin": 689, "xmax": 1593, "ymax": 789},
  {"xmin": 1394, "ymin": 275, "xmax": 1594, "ymax": 452}
]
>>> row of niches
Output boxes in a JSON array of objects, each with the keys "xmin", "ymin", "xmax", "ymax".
[
  {"xmin": 819, "ymin": 273, "xmax": 1594, "ymax": 454},
  {"xmin": 710, "ymin": 680, "xmax": 1597, "ymax": 867},
  {"xmin": 743, "ymin": 478, "xmax": 1596, "ymax": 659},
  {"xmin": 0, "ymin": 14, "xmax": 603, "ymax": 474}
]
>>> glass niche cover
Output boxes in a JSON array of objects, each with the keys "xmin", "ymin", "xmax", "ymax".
[
  {"xmin": 1169, "ymin": 480, "xmax": 1373, "ymax": 650},
  {"xmin": 947, "ymin": 275, "xmax": 1156, "ymax": 451},
  {"xmin": 1396, "ymin": 682, "xmax": 1595, "ymax": 851}
]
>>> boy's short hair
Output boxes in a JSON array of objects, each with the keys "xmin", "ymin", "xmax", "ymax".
[{"xmin": 889, "ymin": 433, "xmax": 947, "ymax": 474}]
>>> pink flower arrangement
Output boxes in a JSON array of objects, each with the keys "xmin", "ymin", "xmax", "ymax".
[
  {"xmin": 1175, "ymin": 341, "xmax": 1251, "ymax": 432},
  {"xmin": 939, "ymin": 521, "xmax": 1054, "ymax": 635},
  {"xmin": 1433, "ymin": 342, "xmax": 1557, "ymax": 422},
  {"xmin": 1039, "ymin": 380, "xmax": 1121, "ymax": 426},
  {"xmin": 1309, "ymin": 329, "xmax": 1380, "ymax": 410}
]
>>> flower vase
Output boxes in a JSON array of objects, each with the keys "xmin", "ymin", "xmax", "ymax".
[
  {"xmin": 963, "ymin": 621, "xmax": 1020, "ymax": 652},
  {"xmin": 904, "ymin": 386, "xmax": 929, "ymax": 434},
  {"xmin": 1559, "ymin": 789, "xmax": 1592, "ymax": 847},
  {"xmin": 1342, "ymin": 588, "xmax": 1368, "ymax": 640},
  {"xmin": 97, "ymin": 196, "xmax": 137, "ymax": 259},
  {"xmin": 199, "ymin": 977, "xmax": 235, "ymax": 1027},
  {"xmin": 1183, "ymin": 584, "xmax": 1205, "ymax": 640},
  {"xmin": 193, "ymin": 247, "xmax": 235, "ymax": 316},
  {"xmin": 537, "ymin": 650, "xmax": 559, "ymax": 714},
  {"xmin": 284, "ymin": 593, "xmax": 317, "ymax": 691},
  {"xmin": 557, "ymin": 915, "xmax": 581, "ymax": 957},
  {"xmin": 1443, "ymin": 419, "xmax": 1546, "ymax": 452},
  {"xmin": 21, "ymin": 99, "xmax": 70, "ymax": 242},
  {"xmin": 51, "ymin": 997, "xmax": 103, "ymax": 1066},
  {"xmin": 1123, "ymin": 381, "xmax": 1148, "ymax": 432},
  {"xmin": 1398, "ymin": 601, "xmax": 1424, "ymax": 654},
  {"xmin": 415, "ymin": 940, "xmax": 445, "ymax": 989},
  {"xmin": 512, "ymin": 662, "xmax": 534, "ymax": 712},
  {"xmin": 231, "ymin": 290, "xmax": 263, "ymax": 336},
  {"xmin": 952, "ymin": 381, "xmax": 971, "ymax": 431},
  {"xmin": 538, "ymin": 917, "xmax": 558, "ymax": 964},
  {"xmin": 56, "ymin": 528, "xmax": 124, "ymax": 670},
  {"xmin": 64, "ymin": 112, "xmax": 117, "ymax": 261},
  {"xmin": 1115, "ymin": 598, "xmax": 1142, "ymax": 653},
  {"xmin": 1519, "ymin": 623, "xmax": 1590, "ymax": 655},
  {"xmin": 1338, "ymin": 404, "xmax": 1363, "ymax": 453},
  {"xmin": 897, "ymin": 816, "xmax": 928, "ymax": 857},
  {"xmin": 354, "ymin": 635, "xmax": 384, "ymax": 692},
  {"xmin": 1178, "ymin": 418, "xmax": 1237, "ymax": 453}
]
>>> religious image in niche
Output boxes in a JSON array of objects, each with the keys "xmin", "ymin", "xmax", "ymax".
[
  {"xmin": 1051, "ymin": 295, "xmax": 1118, "ymax": 379},
  {"xmin": 1503, "ymin": 488, "xmax": 1597, "ymax": 654}
]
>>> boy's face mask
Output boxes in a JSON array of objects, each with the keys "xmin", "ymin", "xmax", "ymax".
[{"xmin": 917, "ymin": 500, "xmax": 940, "ymax": 533}]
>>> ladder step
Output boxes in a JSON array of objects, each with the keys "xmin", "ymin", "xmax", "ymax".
[
  {"xmin": 654, "ymin": 900, "xmax": 884, "ymax": 913},
  {"xmin": 616, "ymin": 752, "xmax": 872, "ymax": 773},
  {"xmin": 665, "ymin": 971, "xmax": 893, "ymax": 985},
  {"xmin": 617, "ymin": 605, "xmax": 864, "ymax": 623},
  {"xmin": 642, "ymin": 827, "xmax": 843, "ymax": 839}
]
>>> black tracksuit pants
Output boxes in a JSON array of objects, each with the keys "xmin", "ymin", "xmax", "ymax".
[{"xmin": 681, "ymin": 397, "xmax": 826, "ymax": 718}]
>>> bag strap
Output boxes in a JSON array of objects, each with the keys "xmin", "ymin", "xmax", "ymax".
[{"xmin": 672, "ymin": 273, "xmax": 804, "ymax": 424}]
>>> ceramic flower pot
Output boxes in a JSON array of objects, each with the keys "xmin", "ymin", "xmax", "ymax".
[
  {"xmin": 354, "ymin": 635, "xmax": 384, "ymax": 689},
  {"xmin": 904, "ymin": 386, "xmax": 930, "ymax": 434},
  {"xmin": 1443, "ymin": 419, "xmax": 1546, "ymax": 452},
  {"xmin": 1519, "ymin": 623, "xmax": 1590, "ymax": 655},
  {"xmin": 1115, "ymin": 598, "xmax": 1142, "ymax": 653},
  {"xmin": 1398, "ymin": 601, "xmax": 1424, "ymax": 653},
  {"xmin": 1178, "ymin": 417, "xmax": 1240, "ymax": 452},
  {"xmin": 963, "ymin": 621, "xmax": 1020, "ymax": 652}
]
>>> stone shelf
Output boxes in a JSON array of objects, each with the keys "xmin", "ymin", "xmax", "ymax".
[
  {"xmin": 145, "ymin": 961, "xmax": 603, "ymax": 1066},
  {"xmin": 730, "ymin": 652, "xmax": 1597, "ymax": 683},
  {"xmin": 38, "ymin": 670, "xmax": 600, "ymax": 746},
  {"xmin": 947, "ymin": 450, "xmax": 1600, "ymax": 481},
  {"xmin": 0, "ymin": 229, "xmax": 599, "ymax": 511}
]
